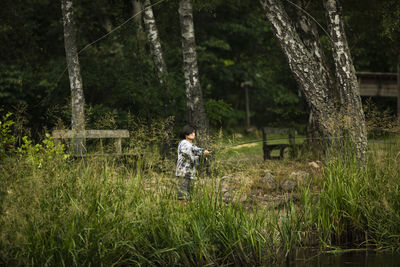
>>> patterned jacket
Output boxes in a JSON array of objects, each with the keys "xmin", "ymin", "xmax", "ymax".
[{"xmin": 175, "ymin": 140, "xmax": 205, "ymax": 179}]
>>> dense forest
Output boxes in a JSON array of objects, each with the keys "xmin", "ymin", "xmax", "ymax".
[{"xmin": 1, "ymin": 0, "xmax": 399, "ymax": 139}]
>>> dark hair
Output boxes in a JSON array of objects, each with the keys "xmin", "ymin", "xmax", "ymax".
[{"xmin": 179, "ymin": 124, "xmax": 195, "ymax": 139}]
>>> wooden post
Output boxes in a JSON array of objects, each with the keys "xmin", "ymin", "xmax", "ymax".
[
  {"xmin": 245, "ymin": 86, "xmax": 250, "ymax": 128},
  {"xmin": 262, "ymin": 127, "xmax": 270, "ymax": 160},
  {"xmin": 289, "ymin": 129, "xmax": 297, "ymax": 158},
  {"xmin": 241, "ymin": 81, "xmax": 253, "ymax": 129},
  {"xmin": 115, "ymin": 138, "xmax": 122, "ymax": 154}
]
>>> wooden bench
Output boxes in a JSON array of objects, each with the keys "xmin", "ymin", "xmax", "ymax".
[
  {"xmin": 52, "ymin": 129, "xmax": 129, "ymax": 156},
  {"xmin": 262, "ymin": 127, "xmax": 298, "ymax": 160}
]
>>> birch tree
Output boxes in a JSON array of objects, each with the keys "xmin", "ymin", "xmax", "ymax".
[
  {"xmin": 179, "ymin": 0, "xmax": 209, "ymax": 139},
  {"xmin": 324, "ymin": 0, "xmax": 367, "ymax": 161},
  {"xmin": 143, "ymin": 0, "xmax": 168, "ymax": 85},
  {"xmin": 260, "ymin": 0, "xmax": 367, "ymax": 161},
  {"xmin": 292, "ymin": 0, "xmax": 336, "ymax": 147},
  {"xmin": 61, "ymin": 0, "xmax": 85, "ymax": 156}
]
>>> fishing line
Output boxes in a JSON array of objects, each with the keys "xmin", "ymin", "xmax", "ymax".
[{"xmin": 215, "ymin": 135, "xmax": 349, "ymax": 151}]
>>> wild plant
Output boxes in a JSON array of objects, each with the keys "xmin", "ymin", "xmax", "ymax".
[{"xmin": 0, "ymin": 111, "xmax": 15, "ymax": 160}]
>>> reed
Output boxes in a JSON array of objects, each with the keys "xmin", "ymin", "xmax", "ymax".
[
  {"xmin": 311, "ymin": 137, "xmax": 400, "ymax": 250},
  {"xmin": 1, "ymin": 133, "xmax": 400, "ymax": 265},
  {"xmin": 0, "ymin": 142, "xmax": 282, "ymax": 266}
]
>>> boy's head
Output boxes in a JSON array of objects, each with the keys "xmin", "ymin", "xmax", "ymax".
[{"xmin": 180, "ymin": 124, "xmax": 195, "ymax": 140}]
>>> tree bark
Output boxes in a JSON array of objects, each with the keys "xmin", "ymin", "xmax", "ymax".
[
  {"xmin": 241, "ymin": 81, "xmax": 253, "ymax": 129},
  {"xmin": 179, "ymin": 0, "xmax": 209, "ymax": 139},
  {"xmin": 143, "ymin": 0, "xmax": 168, "ymax": 85},
  {"xmin": 260, "ymin": 0, "xmax": 367, "ymax": 162},
  {"xmin": 132, "ymin": 0, "xmax": 143, "ymax": 25},
  {"xmin": 245, "ymin": 86, "xmax": 250, "ymax": 128},
  {"xmin": 132, "ymin": 0, "xmax": 146, "ymax": 56},
  {"xmin": 324, "ymin": 0, "xmax": 367, "ymax": 162},
  {"xmin": 61, "ymin": 0, "xmax": 85, "ymax": 156},
  {"xmin": 293, "ymin": 0, "xmax": 337, "ymax": 150},
  {"xmin": 294, "ymin": 0, "xmax": 335, "ymax": 93},
  {"xmin": 260, "ymin": 0, "xmax": 338, "ymax": 139}
]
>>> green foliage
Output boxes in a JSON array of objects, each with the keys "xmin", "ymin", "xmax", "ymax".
[
  {"xmin": 14, "ymin": 134, "xmax": 68, "ymax": 169},
  {"xmin": 0, "ymin": 66, "xmax": 24, "ymax": 106},
  {"xmin": 381, "ymin": 0, "xmax": 400, "ymax": 41},
  {"xmin": 0, "ymin": 112, "xmax": 15, "ymax": 160},
  {"xmin": 204, "ymin": 99, "xmax": 243, "ymax": 128},
  {"xmin": 0, "ymin": 0, "xmax": 398, "ymax": 138},
  {"xmin": 344, "ymin": 0, "xmax": 399, "ymax": 72}
]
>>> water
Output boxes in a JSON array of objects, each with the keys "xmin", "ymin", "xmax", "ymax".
[{"xmin": 289, "ymin": 250, "xmax": 400, "ymax": 267}]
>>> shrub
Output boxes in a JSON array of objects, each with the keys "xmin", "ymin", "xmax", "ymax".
[{"xmin": 0, "ymin": 112, "xmax": 15, "ymax": 160}]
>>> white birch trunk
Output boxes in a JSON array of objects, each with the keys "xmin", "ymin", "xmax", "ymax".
[
  {"xmin": 293, "ymin": 0, "xmax": 337, "ymax": 149},
  {"xmin": 179, "ymin": 0, "xmax": 209, "ymax": 139},
  {"xmin": 261, "ymin": 0, "xmax": 367, "ymax": 162},
  {"xmin": 260, "ymin": 0, "xmax": 338, "ymax": 141},
  {"xmin": 143, "ymin": 0, "xmax": 168, "ymax": 85},
  {"xmin": 61, "ymin": 0, "xmax": 85, "ymax": 156},
  {"xmin": 324, "ymin": 0, "xmax": 367, "ymax": 162}
]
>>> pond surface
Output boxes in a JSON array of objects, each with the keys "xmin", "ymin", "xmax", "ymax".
[{"xmin": 288, "ymin": 250, "xmax": 400, "ymax": 267}]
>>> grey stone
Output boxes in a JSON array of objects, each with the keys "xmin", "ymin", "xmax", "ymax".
[
  {"xmin": 290, "ymin": 171, "xmax": 310, "ymax": 184},
  {"xmin": 262, "ymin": 172, "xmax": 277, "ymax": 190},
  {"xmin": 281, "ymin": 180, "xmax": 297, "ymax": 192}
]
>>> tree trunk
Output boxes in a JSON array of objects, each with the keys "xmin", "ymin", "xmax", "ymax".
[
  {"xmin": 245, "ymin": 86, "xmax": 250, "ymax": 128},
  {"xmin": 293, "ymin": 0, "xmax": 337, "ymax": 151},
  {"xmin": 132, "ymin": 0, "xmax": 146, "ymax": 56},
  {"xmin": 143, "ymin": 0, "xmax": 168, "ymax": 85},
  {"xmin": 294, "ymin": 0, "xmax": 335, "ymax": 93},
  {"xmin": 61, "ymin": 0, "xmax": 85, "ymax": 156},
  {"xmin": 324, "ymin": 0, "xmax": 367, "ymax": 162},
  {"xmin": 132, "ymin": 0, "xmax": 143, "ymax": 25},
  {"xmin": 241, "ymin": 81, "xmax": 253, "ymax": 129},
  {"xmin": 179, "ymin": 0, "xmax": 209, "ymax": 139},
  {"xmin": 260, "ymin": 0, "xmax": 367, "ymax": 162},
  {"xmin": 260, "ymin": 0, "xmax": 338, "ymax": 140}
]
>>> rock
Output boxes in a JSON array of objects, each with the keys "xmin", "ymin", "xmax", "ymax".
[
  {"xmin": 308, "ymin": 161, "xmax": 320, "ymax": 169},
  {"xmin": 281, "ymin": 180, "xmax": 297, "ymax": 192},
  {"xmin": 262, "ymin": 172, "xmax": 277, "ymax": 190},
  {"xmin": 290, "ymin": 171, "xmax": 309, "ymax": 179},
  {"xmin": 290, "ymin": 171, "xmax": 310, "ymax": 184}
]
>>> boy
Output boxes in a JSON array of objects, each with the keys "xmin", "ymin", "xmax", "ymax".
[{"xmin": 176, "ymin": 125, "xmax": 211, "ymax": 200}]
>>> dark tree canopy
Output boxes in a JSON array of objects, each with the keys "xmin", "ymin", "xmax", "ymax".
[{"xmin": 0, "ymin": 0, "xmax": 398, "ymax": 138}]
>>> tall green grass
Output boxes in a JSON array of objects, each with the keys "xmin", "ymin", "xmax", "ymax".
[
  {"xmin": 1, "ymin": 133, "xmax": 400, "ymax": 265},
  {"xmin": 0, "ymin": 145, "xmax": 287, "ymax": 266},
  {"xmin": 309, "ymin": 137, "xmax": 400, "ymax": 250}
]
